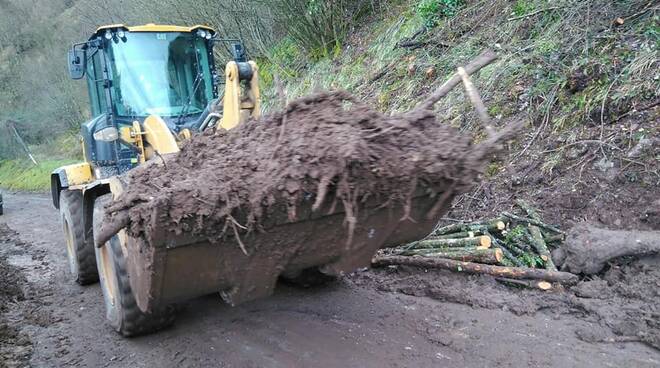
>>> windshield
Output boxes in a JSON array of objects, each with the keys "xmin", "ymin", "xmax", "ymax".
[{"xmin": 106, "ymin": 32, "xmax": 213, "ymax": 118}]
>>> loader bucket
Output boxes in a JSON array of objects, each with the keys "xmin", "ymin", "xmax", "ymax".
[{"xmin": 123, "ymin": 187, "xmax": 453, "ymax": 313}]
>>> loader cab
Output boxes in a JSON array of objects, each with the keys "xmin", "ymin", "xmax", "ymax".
[{"xmin": 69, "ymin": 24, "xmax": 219, "ymax": 175}]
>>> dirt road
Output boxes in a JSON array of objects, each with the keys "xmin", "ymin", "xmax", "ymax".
[{"xmin": 1, "ymin": 192, "xmax": 659, "ymax": 367}]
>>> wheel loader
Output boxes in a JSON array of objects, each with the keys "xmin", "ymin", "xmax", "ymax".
[{"xmin": 52, "ymin": 24, "xmax": 446, "ymax": 336}]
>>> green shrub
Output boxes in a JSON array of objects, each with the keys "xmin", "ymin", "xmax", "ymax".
[
  {"xmin": 512, "ymin": 0, "xmax": 535, "ymax": 17},
  {"xmin": 269, "ymin": 0, "xmax": 375, "ymax": 58},
  {"xmin": 417, "ymin": 0, "xmax": 464, "ymax": 27}
]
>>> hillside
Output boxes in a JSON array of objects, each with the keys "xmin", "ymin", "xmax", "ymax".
[
  {"xmin": 1, "ymin": 1, "xmax": 660, "ymax": 365},
  {"xmin": 0, "ymin": 0, "xmax": 657, "ymax": 192}
]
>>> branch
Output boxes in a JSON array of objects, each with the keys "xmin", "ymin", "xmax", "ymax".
[
  {"xmin": 457, "ymin": 67, "xmax": 496, "ymax": 138},
  {"xmin": 506, "ymin": 6, "xmax": 562, "ymax": 22},
  {"xmin": 417, "ymin": 50, "xmax": 498, "ymax": 110}
]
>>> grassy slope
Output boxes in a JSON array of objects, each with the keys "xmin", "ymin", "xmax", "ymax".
[
  {"xmin": 0, "ymin": 159, "xmax": 77, "ymax": 192},
  {"xmin": 262, "ymin": 0, "xmax": 658, "ymax": 167},
  {"xmin": 8, "ymin": 0, "xmax": 657, "ymax": 191},
  {"xmin": 0, "ymin": 133, "xmax": 81, "ymax": 191}
]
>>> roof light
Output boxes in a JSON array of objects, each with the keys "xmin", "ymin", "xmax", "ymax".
[{"xmin": 104, "ymin": 30, "xmax": 113, "ymax": 40}]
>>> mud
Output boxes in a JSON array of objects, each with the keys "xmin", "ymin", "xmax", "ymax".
[
  {"xmin": 353, "ymin": 250, "xmax": 660, "ymax": 350},
  {"xmin": 101, "ymin": 91, "xmax": 508, "ymax": 250},
  {"xmin": 2, "ymin": 193, "xmax": 660, "ymax": 367},
  {"xmin": 0, "ymin": 224, "xmax": 33, "ymax": 367}
]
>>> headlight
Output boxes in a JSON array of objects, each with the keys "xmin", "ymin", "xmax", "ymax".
[
  {"xmin": 117, "ymin": 30, "xmax": 125, "ymax": 38},
  {"xmin": 198, "ymin": 30, "xmax": 207, "ymax": 39},
  {"xmin": 104, "ymin": 30, "xmax": 113, "ymax": 40},
  {"xmin": 93, "ymin": 127, "xmax": 119, "ymax": 142},
  {"xmin": 205, "ymin": 32, "xmax": 212, "ymax": 40}
]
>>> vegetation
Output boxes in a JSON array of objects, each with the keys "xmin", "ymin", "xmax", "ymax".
[
  {"xmin": 0, "ymin": 0, "xmax": 657, "ymax": 191},
  {"xmin": 417, "ymin": 0, "xmax": 464, "ymax": 26},
  {"xmin": 0, "ymin": 159, "xmax": 76, "ymax": 191}
]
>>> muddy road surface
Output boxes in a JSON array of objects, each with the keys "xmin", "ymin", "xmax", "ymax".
[{"xmin": 1, "ymin": 192, "xmax": 659, "ymax": 367}]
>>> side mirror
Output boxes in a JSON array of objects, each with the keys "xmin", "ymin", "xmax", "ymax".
[{"xmin": 68, "ymin": 49, "xmax": 86, "ymax": 80}]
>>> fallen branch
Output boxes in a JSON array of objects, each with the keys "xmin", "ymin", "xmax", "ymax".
[
  {"xmin": 372, "ymin": 255, "xmax": 579, "ymax": 284},
  {"xmin": 395, "ymin": 26, "xmax": 426, "ymax": 48},
  {"xmin": 502, "ymin": 212, "xmax": 565, "ymax": 235},
  {"xmin": 458, "ymin": 66, "xmax": 495, "ymax": 138},
  {"xmin": 418, "ymin": 50, "xmax": 498, "ymax": 110},
  {"xmin": 506, "ymin": 6, "xmax": 562, "ymax": 22}
]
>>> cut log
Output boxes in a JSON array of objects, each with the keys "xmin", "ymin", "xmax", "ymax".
[
  {"xmin": 495, "ymin": 278, "xmax": 553, "ymax": 290},
  {"xmin": 412, "ymin": 235, "xmax": 491, "ymax": 249},
  {"xmin": 543, "ymin": 233, "xmax": 565, "ymax": 244},
  {"xmin": 432, "ymin": 220, "xmax": 505, "ymax": 236},
  {"xmin": 528, "ymin": 225, "xmax": 557, "ymax": 271},
  {"xmin": 501, "ymin": 241, "xmax": 525, "ymax": 256},
  {"xmin": 515, "ymin": 199, "xmax": 557, "ymax": 271},
  {"xmin": 372, "ymin": 255, "xmax": 579, "ymax": 284},
  {"xmin": 502, "ymin": 212, "xmax": 565, "ymax": 235},
  {"xmin": 400, "ymin": 247, "xmax": 503, "ymax": 264},
  {"xmin": 561, "ymin": 223, "xmax": 660, "ymax": 275},
  {"xmin": 491, "ymin": 238, "xmax": 526, "ymax": 267},
  {"xmin": 431, "ymin": 230, "xmax": 480, "ymax": 240},
  {"xmin": 515, "ymin": 199, "xmax": 541, "ymax": 220},
  {"xmin": 513, "ymin": 238, "xmax": 533, "ymax": 252}
]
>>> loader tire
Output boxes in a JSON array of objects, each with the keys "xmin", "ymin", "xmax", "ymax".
[
  {"xmin": 60, "ymin": 190, "xmax": 98, "ymax": 285},
  {"xmin": 93, "ymin": 194, "xmax": 175, "ymax": 337}
]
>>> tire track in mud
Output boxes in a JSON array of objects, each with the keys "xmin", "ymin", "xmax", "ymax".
[
  {"xmin": 2, "ymin": 193, "xmax": 660, "ymax": 368},
  {"xmin": 0, "ymin": 223, "xmax": 55, "ymax": 367}
]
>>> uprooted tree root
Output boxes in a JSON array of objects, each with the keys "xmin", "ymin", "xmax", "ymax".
[{"xmin": 97, "ymin": 50, "xmax": 521, "ymax": 252}]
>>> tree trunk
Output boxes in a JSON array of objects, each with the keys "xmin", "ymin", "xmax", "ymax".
[
  {"xmin": 502, "ymin": 212, "xmax": 564, "ymax": 235},
  {"xmin": 561, "ymin": 224, "xmax": 660, "ymax": 275}
]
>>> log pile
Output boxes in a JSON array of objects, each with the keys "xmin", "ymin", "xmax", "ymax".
[{"xmin": 374, "ymin": 200, "xmax": 579, "ymax": 289}]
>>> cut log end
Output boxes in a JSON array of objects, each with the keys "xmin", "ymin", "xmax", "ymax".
[
  {"xmin": 480, "ymin": 235, "xmax": 492, "ymax": 248},
  {"xmin": 495, "ymin": 220, "xmax": 506, "ymax": 231},
  {"xmin": 494, "ymin": 248, "xmax": 503, "ymax": 263},
  {"xmin": 537, "ymin": 281, "xmax": 552, "ymax": 290}
]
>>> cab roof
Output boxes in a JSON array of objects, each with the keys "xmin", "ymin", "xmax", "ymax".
[{"xmin": 93, "ymin": 24, "xmax": 215, "ymax": 38}]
